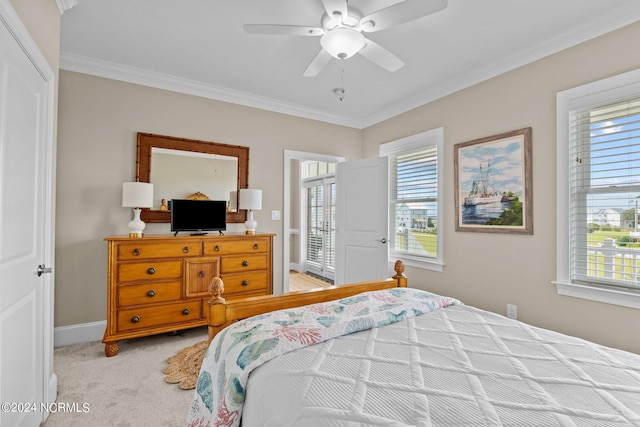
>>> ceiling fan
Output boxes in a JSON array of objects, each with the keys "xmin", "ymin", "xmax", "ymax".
[{"xmin": 243, "ymin": 0, "xmax": 448, "ymax": 77}]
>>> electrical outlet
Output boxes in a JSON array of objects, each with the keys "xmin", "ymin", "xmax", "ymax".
[{"xmin": 506, "ymin": 304, "xmax": 517, "ymax": 320}]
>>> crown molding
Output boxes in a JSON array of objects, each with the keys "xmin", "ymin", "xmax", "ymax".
[
  {"xmin": 56, "ymin": 0, "xmax": 78, "ymax": 15},
  {"xmin": 60, "ymin": 2, "xmax": 640, "ymax": 130},
  {"xmin": 361, "ymin": 2, "xmax": 640, "ymax": 128},
  {"xmin": 59, "ymin": 52, "xmax": 365, "ymax": 129}
]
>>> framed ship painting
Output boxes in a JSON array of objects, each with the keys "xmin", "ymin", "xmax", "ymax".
[{"xmin": 454, "ymin": 127, "xmax": 532, "ymax": 234}]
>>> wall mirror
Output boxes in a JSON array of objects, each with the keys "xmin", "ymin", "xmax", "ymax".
[{"xmin": 136, "ymin": 133, "xmax": 249, "ymax": 223}]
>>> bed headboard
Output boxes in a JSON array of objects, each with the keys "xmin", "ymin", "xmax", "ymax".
[{"xmin": 206, "ymin": 260, "xmax": 407, "ymax": 342}]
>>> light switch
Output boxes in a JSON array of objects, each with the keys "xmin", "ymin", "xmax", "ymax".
[{"xmin": 271, "ymin": 210, "xmax": 281, "ymax": 220}]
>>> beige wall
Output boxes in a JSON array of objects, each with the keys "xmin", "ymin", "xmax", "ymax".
[
  {"xmin": 55, "ymin": 71, "xmax": 362, "ymax": 327},
  {"xmin": 9, "ymin": 0, "xmax": 60, "ymax": 70},
  {"xmin": 55, "ymin": 18, "xmax": 640, "ymax": 354},
  {"xmin": 362, "ymin": 21, "xmax": 640, "ymax": 354}
]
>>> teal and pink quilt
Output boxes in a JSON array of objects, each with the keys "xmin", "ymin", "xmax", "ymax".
[{"xmin": 185, "ymin": 287, "xmax": 462, "ymax": 427}]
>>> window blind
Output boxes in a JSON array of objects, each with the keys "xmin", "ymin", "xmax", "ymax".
[
  {"xmin": 569, "ymin": 97, "xmax": 640, "ymax": 290},
  {"xmin": 389, "ymin": 146, "xmax": 438, "ymax": 258},
  {"xmin": 306, "ymin": 185, "xmax": 323, "ymax": 264}
]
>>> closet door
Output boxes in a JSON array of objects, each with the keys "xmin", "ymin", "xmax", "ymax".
[{"xmin": 0, "ymin": 3, "xmax": 56, "ymax": 426}]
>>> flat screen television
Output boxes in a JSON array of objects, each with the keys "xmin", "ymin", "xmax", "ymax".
[{"xmin": 170, "ymin": 199, "xmax": 226, "ymax": 235}]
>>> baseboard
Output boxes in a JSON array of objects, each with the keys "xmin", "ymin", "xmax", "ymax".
[
  {"xmin": 54, "ymin": 320, "xmax": 106, "ymax": 347},
  {"xmin": 289, "ymin": 262, "xmax": 301, "ymax": 272}
]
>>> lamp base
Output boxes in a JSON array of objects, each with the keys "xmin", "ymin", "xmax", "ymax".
[
  {"xmin": 244, "ymin": 210, "xmax": 257, "ymax": 235},
  {"xmin": 128, "ymin": 208, "xmax": 146, "ymax": 238}
]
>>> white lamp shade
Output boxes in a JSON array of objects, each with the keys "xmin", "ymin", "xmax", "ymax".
[
  {"xmin": 321, "ymin": 27, "xmax": 366, "ymax": 59},
  {"xmin": 122, "ymin": 182, "xmax": 154, "ymax": 208},
  {"xmin": 239, "ymin": 189, "xmax": 262, "ymax": 211}
]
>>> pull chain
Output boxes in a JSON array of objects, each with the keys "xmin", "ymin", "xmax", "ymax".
[{"xmin": 334, "ymin": 59, "xmax": 346, "ymax": 102}]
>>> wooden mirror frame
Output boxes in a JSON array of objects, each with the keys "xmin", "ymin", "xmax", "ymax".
[{"xmin": 136, "ymin": 133, "xmax": 249, "ymax": 223}]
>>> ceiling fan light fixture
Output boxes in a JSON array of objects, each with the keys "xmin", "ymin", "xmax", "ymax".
[{"xmin": 321, "ymin": 27, "xmax": 365, "ymax": 59}]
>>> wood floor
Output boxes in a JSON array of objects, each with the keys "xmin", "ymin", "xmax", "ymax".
[{"xmin": 289, "ymin": 270, "xmax": 333, "ymax": 292}]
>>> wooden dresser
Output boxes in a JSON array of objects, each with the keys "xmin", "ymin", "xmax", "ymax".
[{"xmin": 103, "ymin": 233, "xmax": 274, "ymax": 356}]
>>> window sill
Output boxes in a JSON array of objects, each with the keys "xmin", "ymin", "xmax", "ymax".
[
  {"xmin": 391, "ymin": 254, "xmax": 444, "ymax": 273},
  {"xmin": 552, "ymin": 281, "xmax": 640, "ymax": 310}
]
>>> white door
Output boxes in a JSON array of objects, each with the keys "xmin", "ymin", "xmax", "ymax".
[
  {"xmin": 335, "ymin": 157, "xmax": 389, "ymax": 285},
  {"xmin": 0, "ymin": 4, "xmax": 55, "ymax": 426}
]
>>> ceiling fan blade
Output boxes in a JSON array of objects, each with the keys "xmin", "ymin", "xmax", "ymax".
[
  {"xmin": 360, "ymin": 0, "xmax": 447, "ymax": 33},
  {"xmin": 322, "ymin": 0, "xmax": 348, "ymax": 21},
  {"xmin": 358, "ymin": 39, "xmax": 404, "ymax": 72},
  {"xmin": 243, "ymin": 24, "xmax": 323, "ymax": 36},
  {"xmin": 303, "ymin": 49, "xmax": 333, "ymax": 77}
]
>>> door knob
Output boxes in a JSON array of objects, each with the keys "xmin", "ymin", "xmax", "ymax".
[
  {"xmin": 376, "ymin": 238, "xmax": 388, "ymax": 244},
  {"xmin": 37, "ymin": 264, "xmax": 52, "ymax": 277}
]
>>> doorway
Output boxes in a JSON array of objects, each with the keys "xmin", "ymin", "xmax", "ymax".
[{"xmin": 283, "ymin": 150, "xmax": 344, "ymax": 293}]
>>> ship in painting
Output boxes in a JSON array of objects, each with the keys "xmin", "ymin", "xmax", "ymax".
[{"xmin": 463, "ymin": 159, "xmax": 502, "ymax": 206}]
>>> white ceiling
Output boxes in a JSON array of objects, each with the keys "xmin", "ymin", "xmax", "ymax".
[{"xmin": 60, "ymin": 0, "xmax": 640, "ymax": 129}]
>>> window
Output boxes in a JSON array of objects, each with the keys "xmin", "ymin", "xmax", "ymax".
[
  {"xmin": 380, "ymin": 128, "xmax": 444, "ymax": 271},
  {"xmin": 302, "ymin": 161, "xmax": 336, "ymax": 281},
  {"xmin": 556, "ymin": 69, "xmax": 640, "ymax": 309}
]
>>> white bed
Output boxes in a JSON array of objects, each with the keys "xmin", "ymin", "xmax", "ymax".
[
  {"xmin": 186, "ymin": 264, "xmax": 640, "ymax": 427},
  {"xmin": 242, "ymin": 304, "xmax": 640, "ymax": 426}
]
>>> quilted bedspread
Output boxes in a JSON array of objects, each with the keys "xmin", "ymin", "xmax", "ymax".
[
  {"xmin": 241, "ymin": 304, "xmax": 640, "ymax": 427},
  {"xmin": 185, "ymin": 288, "xmax": 462, "ymax": 427}
]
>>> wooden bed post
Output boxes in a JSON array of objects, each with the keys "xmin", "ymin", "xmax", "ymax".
[
  {"xmin": 207, "ymin": 277, "xmax": 228, "ymax": 342},
  {"xmin": 393, "ymin": 260, "xmax": 407, "ymax": 288}
]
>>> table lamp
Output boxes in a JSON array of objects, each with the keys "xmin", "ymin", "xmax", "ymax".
[
  {"xmin": 239, "ymin": 188, "xmax": 262, "ymax": 235},
  {"xmin": 122, "ymin": 182, "xmax": 153, "ymax": 237}
]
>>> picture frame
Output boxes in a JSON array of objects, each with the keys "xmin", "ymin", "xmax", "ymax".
[{"xmin": 454, "ymin": 127, "xmax": 532, "ymax": 234}]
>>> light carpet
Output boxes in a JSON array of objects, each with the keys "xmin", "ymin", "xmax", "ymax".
[{"xmin": 44, "ymin": 326, "xmax": 207, "ymax": 427}]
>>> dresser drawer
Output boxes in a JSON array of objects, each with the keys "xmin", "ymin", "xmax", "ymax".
[
  {"xmin": 117, "ymin": 241, "xmax": 201, "ymax": 260},
  {"xmin": 184, "ymin": 257, "xmax": 221, "ymax": 298},
  {"xmin": 117, "ymin": 281, "xmax": 181, "ymax": 308},
  {"xmin": 118, "ymin": 260, "xmax": 182, "ymax": 282},
  {"xmin": 203, "ymin": 238, "xmax": 269, "ymax": 256},
  {"xmin": 116, "ymin": 301, "xmax": 201, "ymax": 333},
  {"xmin": 221, "ymin": 254, "xmax": 267, "ymax": 273},
  {"xmin": 221, "ymin": 271, "xmax": 268, "ymax": 295}
]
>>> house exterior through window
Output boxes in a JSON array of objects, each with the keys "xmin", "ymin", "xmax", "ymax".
[
  {"xmin": 556, "ymin": 69, "xmax": 640, "ymax": 309},
  {"xmin": 380, "ymin": 128, "xmax": 444, "ymax": 272}
]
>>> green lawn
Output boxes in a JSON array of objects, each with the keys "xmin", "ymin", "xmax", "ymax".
[
  {"xmin": 588, "ymin": 230, "xmax": 640, "ymax": 248},
  {"xmin": 394, "ymin": 231, "xmax": 437, "ymax": 256}
]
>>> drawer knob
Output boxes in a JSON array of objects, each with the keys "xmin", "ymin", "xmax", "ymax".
[
  {"xmin": 241, "ymin": 280, "xmax": 249, "ymax": 287},
  {"xmin": 183, "ymin": 246, "xmax": 190, "ymax": 253},
  {"xmin": 242, "ymin": 260, "xmax": 249, "ymax": 267},
  {"xmin": 147, "ymin": 290, "xmax": 156, "ymax": 297},
  {"xmin": 199, "ymin": 271, "xmax": 205, "ymax": 278},
  {"xmin": 132, "ymin": 248, "xmax": 140, "ymax": 256},
  {"xmin": 147, "ymin": 267, "xmax": 156, "ymax": 275},
  {"xmin": 182, "ymin": 308, "xmax": 190, "ymax": 316},
  {"xmin": 131, "ymin": 315, "xmax": 140, "ymax": 323},
  {"xmin": 253, "ymin": 244, "xmax": 259, "ymax": 250},
  {"xmin": 214, "ymin": 245, "xmax": 220, "ymax": 252}
]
